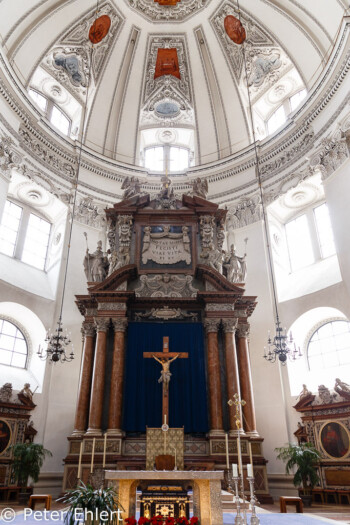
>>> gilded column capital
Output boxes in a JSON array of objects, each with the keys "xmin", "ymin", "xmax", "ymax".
[
  {"xmin": 222, "ymin": 318, "xmax": 238, "ymax": 333},
  {"xmin": 237, "ymin": 323, "xmax": 250, "ymax": 338},
  {"xmin": 204, "ymin": 318, "xmax": 220, "ymax": 333},
  {"xmin": 94, "ymin": 317, "xmax": 110, "ymax": 333},
  {"xmin": 111, "ymin": 318, "xmax": 128, "ymax": 332},
  {"xmin": 81, "ymin": 323, "xmax": 95, "ymax": 338}
]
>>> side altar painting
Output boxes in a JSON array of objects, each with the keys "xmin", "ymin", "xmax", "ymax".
[
  {"xmin": 63, "ymin": 184, "xmax": 272, "ymax": 508},
  {"xmin": 294, "ymin": 380, "xmax": 350, "ymax": 491}
]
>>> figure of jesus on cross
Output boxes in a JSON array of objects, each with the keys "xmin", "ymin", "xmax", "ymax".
[{"xmin": 143, "ymin": 336, "xmax": 188, "ymax": 426}]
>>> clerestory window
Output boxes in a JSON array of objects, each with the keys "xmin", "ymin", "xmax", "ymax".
[
  {"xmin": 0, "ymin": 200, "xmax": 51, "ymax": 271},
  {"xmin": 0, "ymin": 319, "xmax": 28, "ymax": 368}
]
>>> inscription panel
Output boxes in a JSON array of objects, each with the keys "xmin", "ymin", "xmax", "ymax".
[{"xmin": 140, "ymin": 225, "xmax": 193, "ymax": 270}]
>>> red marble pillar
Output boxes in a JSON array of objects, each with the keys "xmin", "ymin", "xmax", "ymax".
[
  {"xmin": 204, "ymin": 319, "xmax": 224, "ymax": 434},
  {"xmin": 108, "ymin": 318, "xmax": 128, "ymax": 434},
  {"xmin": 222, "ymin": 319, "xmax": 244, "ymax": 435},
  {"xmin": 237, "ymin": 323, "xmax": 259, "ymax": 436},
  {"xmin": 73, "ymin": 323, "xmax": 96, "ymax": 435},
  {"xmin": 87, "ymin": 318, "xmax": 109, "ymax": 434}
]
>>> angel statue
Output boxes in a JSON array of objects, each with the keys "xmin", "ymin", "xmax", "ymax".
[
  {"xmin": 190, "ymin": 177, "xmax": 208, "ymax": 199},
  {"xmin": 121, "ymin": 176, "xmax": 141, "ymax": 200}
]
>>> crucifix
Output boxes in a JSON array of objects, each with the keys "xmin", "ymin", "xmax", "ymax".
[{"xmin": 143, "ymin": 336, "xmax": 188, "ymax": 426}]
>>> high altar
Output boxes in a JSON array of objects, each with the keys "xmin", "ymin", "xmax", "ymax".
[{"xmin": 62, "ymin": 185, "xmax": 272, "ymax": 505}]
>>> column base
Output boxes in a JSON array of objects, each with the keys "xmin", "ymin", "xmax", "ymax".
[
  {"xmin": 245, "ymin": 430, "xmax": 260, "ymax": 438},
  {"xmin": 208, "ymin": 429, "xmax": 225, "ymax": 437},
  {"xmin": 71, "ymin": 429, "xmax": 85, "ymax": 437},
  {"xmin": 85, "ymin": 428, "xmax": 103, "ymax": 436},
  {"xmin": 228, "ymin": 429, "xmax": 246, "ymax": 437},
  {"xmin": 106, "ymin": 429, "xmax": 125, "ymax": 437}
]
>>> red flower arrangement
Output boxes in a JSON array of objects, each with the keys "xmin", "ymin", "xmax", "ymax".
[{"xmin": 125, "ymin": 517, "xmax": 199, "ymax": 524}]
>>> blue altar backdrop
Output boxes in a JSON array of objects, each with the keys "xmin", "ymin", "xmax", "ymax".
[{"xmin": 122, "ymin": 322, "xmax": 209, "ymax": 433}]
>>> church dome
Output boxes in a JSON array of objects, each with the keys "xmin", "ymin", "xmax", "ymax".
[{"xmin": 2, "ymin": 0, "xmax": 346, "ymax": 171}]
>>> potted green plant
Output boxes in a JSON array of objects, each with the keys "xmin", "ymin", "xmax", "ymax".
[
  {"xmin": 60, "ymin": 482, "xmax": 123, "ymax": 525},
  {"xmin": 10, "ymin": 442, "xmax": 52, "ymax": 504},
  {"xmin": 275, "ymin": 442, "xmax": 321, "ymax": 506}
]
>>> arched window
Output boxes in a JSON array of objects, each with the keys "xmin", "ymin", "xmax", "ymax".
[
  {"xmin": 28, "ymin": 89, "xmax": 71, "ymax": 136},
  {"xmin": 308, "ymin": 320, "xmax": 350, "ymax": 371},
  {"xmin": 0, "ymin": 319, "xmax": 28, "ymax": 368},
  {"xmin": 266, "ymin": 89, "xmax": 307, "ymax": 136}
]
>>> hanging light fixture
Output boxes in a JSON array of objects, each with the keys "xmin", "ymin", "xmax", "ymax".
[
  {"xmin": 235, "ymin": 0, "xmax": 302, "ymax": 365},
  {"xmin": 38, "ymin": 5, "xmax": 100, "ymax": 363}
]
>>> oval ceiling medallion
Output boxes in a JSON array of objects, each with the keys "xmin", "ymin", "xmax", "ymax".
[
  {"xmin": 155, "ymin": 101, "xmax": 180, "ymax": 118},
  {"xmin": 224, "ymin": 15, "xmax": 246, "ymax": 45},
  {"xmin": 89, "ymin": 15, "xmax": 111, "ymax": 44},
  {"xmin": 283, "ymin": 183, "xmax": 318, "ymax": 209}
]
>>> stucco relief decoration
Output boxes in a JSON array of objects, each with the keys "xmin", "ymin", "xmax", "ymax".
[
  {"xmin": 108, "ymin": 215, "xmax": 133, "ymax": 274},
  {"xmin": 0, "ymin": 135, "xmax": 22, "ymax": 175},
  {"xmin": 134, "ymin": 274, "xmax": 198, "ymax": 297},
  {"xmin": 142, "ymin": 225, "xmax": 191, "ymax": 265},
  {"xmin": 211, "ymin": 3, "xmax": 290, "ymax": 93},
  {"xmin": 224, "ymin": 15, "xmax": 246, "ymax": 45},
  {"xmin": 247, "ymin": 51, "xmax": 282, "ymax": 88},
  {"xmin": 140, "ymin": 83, "xmax": 194, "ymax": 127},
  {"xmin": 41, "ymin": 2, "xmax": 123, "ymax": 99},
  {"xmin": 74, "ymin": 196, "xmax": 106, "ymax": 228},
  {"xmin": 18, "ymin": 127, "xmax": 77, "ymax": 179},
  {"xmin": 154, "ymin": 48, "xmax": 180, "ymax": 80},
  {"xmin": 135, "ymin": 307, "xmax": 198, "ymax": 321},
  {"xmin": 226, "ymin": 194, "xmax": 263, "ymax": 229},
  {"xmin": 127, "ymin": 0, "xmax": 208, "ymax": 23},
  {"xmin": 199, "ymin": 215, "xmax": 222, "ymax": 272},
  {"xmin": 310, "ymin": 136, "xmax": 349, "ymax": 179},
  {"xmin": 144, "ymin": 36, "xmax": 192, "ymax": 104},
  {"xmin": 89, "ymin": 15, "xmax": 111, "ymax": 44}
]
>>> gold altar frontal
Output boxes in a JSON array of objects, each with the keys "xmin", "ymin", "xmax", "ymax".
[
  {"xmin": 146, "ymin": 427, "xmax": 184, "ymax": 470},
  {"xmin": 105, "ymin": 470, "xmax": 224, "ymax": 525},
  {"xmin": 140, "ymin": 485, "xmax": 190, "ymax": 519}
]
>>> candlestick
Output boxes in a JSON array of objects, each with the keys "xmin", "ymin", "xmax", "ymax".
[
  {"xmin": 225, "ymin": 433, "xmax": 229, "ymax": 469},
  {"xmin": 232, "ymin": 474, "xmax": 244, "ymax": 525},
  {"xmin": 232, "ymin": 463, "xmax": 238, "ymax": 478},
  {"xmin": 236, "ymin": 437, "xmax": 242, "ymax": 475},
  {"xmin": 103, "ymin": 432, "xmax": 107, "ymax": 468},
  {"xmin": 90, "ymin": 437, "xmax": 95, "ymax": 474},
  {"xmin": 248, "ymin": 475, "xmax": 260, "ymax": 525},
  {"xmin": 247, "ymin": 464, "xmax": 253, "ymax": 478},
  {"xmin": 249, "ymin": 442, "xmax": 254, "ymax": 476},
  {"xmin": 77, "ymin": 441, "xmax": 83, "ymax": 480}
]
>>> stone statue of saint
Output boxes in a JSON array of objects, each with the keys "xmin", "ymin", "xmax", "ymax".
[
  {"xmin": 298, "ymin": 384, "xmax": 312, "ymax": 400},
  {"xmin": 18, "ymin": 383, "xmax": 35, "ymax": 406},
  {"xmin": 121, "ymin": 176, "xmax": 142, "ymax": 200},
  {"xmin": 334, "ymin": 378, "xmax": 350, "ymax": 399},
  {"xmin": 83, "ymin": 240, "xmax": 109, "ymax": 282},
  {"xmin": 224, "ymin": 244, "xmax": 247, "ymax": 283},
  {"xmin": 152, "ymin": 354, "xmax": 179, "ymax": 389},
  {"xmin": 190, "ymin": 177, "xmax": 208, "ymax": 199}
]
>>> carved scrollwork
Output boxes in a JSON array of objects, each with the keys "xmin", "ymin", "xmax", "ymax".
[
  {"xmin": 310, "ymin": 136, "xmax": 349, "ymax": 179},
  {"xmin": 82, "ymin": 323, "xmax": 95, "ymax": 338},
  {"xmin": 203, "ymin": 318, "xmax": 220, "ymax": 333},
  {"xmin": 237, "ymin": 323, "xmax": 250, "ymax": 338},
  {"xmin": 134, "ymin": 274, "xmax": 198, "ymax": 298},
  {"xmin": 111, "ymin": 318, "xmax": 128, "ymax": 332},
  {"xmin": 222, "ymin": 319, "xmax": 238, "ymax": 333},
  {"xmin": 94, "ymin": 317, "xmax": 110, "ymax": 332}
]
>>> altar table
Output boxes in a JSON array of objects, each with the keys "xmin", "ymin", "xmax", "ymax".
[{"xmin": 105, "ymin": 470, "xmax": 224, "ymax": 525}]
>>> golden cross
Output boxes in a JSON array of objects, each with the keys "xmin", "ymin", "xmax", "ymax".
[{"xmin": 228, "ymin": 393, "xmax": 246, "ymax": 430}]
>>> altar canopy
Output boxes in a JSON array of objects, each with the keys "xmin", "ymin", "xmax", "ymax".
[{"xmin": 123, "ymin": 322, "xmax": 209, "ymax": 433}]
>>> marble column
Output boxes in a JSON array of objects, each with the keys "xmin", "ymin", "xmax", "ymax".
[
  {"xmin": 222, "ymin": 319, "xmax": 243, "ymax": 435},
  {"xmin": 73, "ymin": 323, "xmax": 96, "ymax": 435},
  {"xmin": 204, "ymin": 319, "xmax": 224, "ymax": 434},
  {"xmin": 108, "ymin": 318, "xmax": 128, "ymax": 434},
  {"xmin": 87, "ymin": 317, "xmax": 110, "ymax": 435},
  {"xmin": 237, "ymin": 323, "xmax": 258, "ymax": 436}
]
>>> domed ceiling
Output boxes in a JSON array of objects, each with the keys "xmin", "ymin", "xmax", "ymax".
[{"xmin": 1, "ymin": 0, "xmax": 346, "ymax": 169}]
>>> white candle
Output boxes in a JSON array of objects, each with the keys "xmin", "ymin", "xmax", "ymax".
[
  {"xmin": 232, "ymin": 464, "xmax": 238, "ymax": 478},
  {"xmin": 247, "ymin": 464, "xmax": 253, "ymax": 478},
  {"xmin": 237, "ymin": 437, "xmax": 243, "ymax": 475},
  {"xmin": 77, "ymin": 441, "xmax": 83, "ymax": 480},
  {"xmin": 225, "ymin": 433, "xmax": 229, "ymax": 469},
  {"xmin": 249, "ymin": 442, "xmax": 254, "ymax": 477},
  {"xmin": 90, "ymin": 438, "xmax": 95, "ymax": 474},
  {"xmin": 103, "ymin": 433, "xmax": 107, "ymax": 468},
  {"xmin": 164, "ymin": 414, "xmax": 167, "ymax": 425}
]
